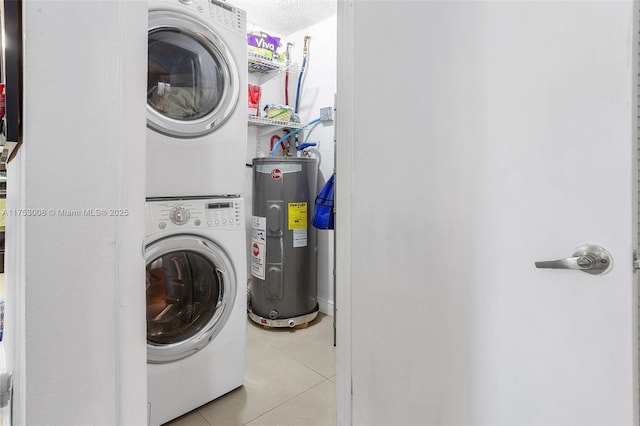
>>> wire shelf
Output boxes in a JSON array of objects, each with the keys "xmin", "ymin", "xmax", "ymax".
[
  {"xmin": 248, "ymin": 116, "xmax": 303, "ymax": 129},
  {"xmin": 248, "ymin": 51, "xmax": 288, "ymax": 74}
]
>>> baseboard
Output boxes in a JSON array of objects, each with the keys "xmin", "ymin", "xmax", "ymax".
[{"xmin": 318, "ymin": 297, "xmax": 334, "ymax": 317}]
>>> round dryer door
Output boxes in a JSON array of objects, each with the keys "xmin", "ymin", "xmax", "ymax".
[
  {"xmin": 145, "ymin": 235, "xmax": 236, "ymax": 363},
  {"xmin": 147, "ymin": 10, "xmax": 240, "ymax": 138}
]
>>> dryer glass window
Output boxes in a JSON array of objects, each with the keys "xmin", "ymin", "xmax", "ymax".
[
  {"xmin": 146, "ymin": 250, "xmax": 222, "ymax": 345},
  {"xmin": 148, "ymin": 28, "xmax": 225, "ymax": 121}
]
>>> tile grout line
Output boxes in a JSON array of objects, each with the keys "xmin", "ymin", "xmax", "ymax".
[
  {"xmin": 195, "ymin": 409, "xmax": 213, "ymax": 426},
  {"xmin": 271, "ymin": 346, "xmax": 335, "ymax": 380},
  {"xmin": 241, "ymin": 378, "xmax": 335, "ymax": 426},
  {"xmin": 258, "ymin": 334, "xmax": 335, "ymax": 380}
]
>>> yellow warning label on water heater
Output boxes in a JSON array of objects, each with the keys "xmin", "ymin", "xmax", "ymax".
[{"xmin": 288, "ymin": 202, "xmax": 307, "ymax": 230}]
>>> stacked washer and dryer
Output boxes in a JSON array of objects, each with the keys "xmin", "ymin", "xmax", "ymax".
[{"xmin": 144, "ymin": 0, "xmax": 248, "ymax": 424}]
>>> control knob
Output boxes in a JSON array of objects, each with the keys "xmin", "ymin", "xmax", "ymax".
[{"xmin": 169, "ymin": 206, "xmax": 190, "ymax": 225}]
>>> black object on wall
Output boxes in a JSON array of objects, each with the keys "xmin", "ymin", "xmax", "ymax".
[{"xmin": 1, "ymin": 0, "xmax": 22, "ymax": 153}]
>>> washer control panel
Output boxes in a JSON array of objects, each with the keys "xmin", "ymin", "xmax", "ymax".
[
  {"xmin": 147, "ymin": 198, "xmax": 244, "ymax": 234},
  {"xmin": 204, "ymin": 200, "xmax": 243, "ymax": 228}
]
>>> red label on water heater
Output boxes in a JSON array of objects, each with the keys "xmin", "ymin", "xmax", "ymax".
[
  {"xmin": 271, "ymin": 168, "xmax": 282, "ymax": 180},
  {"xmin": 252, "ymin": 243, "xmax": 260, "ymax": 256}
]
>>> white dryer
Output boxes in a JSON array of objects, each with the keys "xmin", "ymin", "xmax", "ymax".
[
  {"xmin": 147, "ymin": 0, "xmax": 248, "ymax": 198},
  {"xmin": 145, "ymin": 197, "xmax": 247, "ymax": 426}
]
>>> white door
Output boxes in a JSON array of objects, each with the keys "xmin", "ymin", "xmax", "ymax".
[{"xmin": 336, "ymin": 1, "xmax": 638, "ymax": 425}]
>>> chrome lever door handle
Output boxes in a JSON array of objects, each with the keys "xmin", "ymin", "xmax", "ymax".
[
  {"xmin": 535, "ymin": 255, "xmax": 597, "ymax": 270},
  {"xmin": 535, "ymin": 244, "xmax": 613, "ymax": 275}
]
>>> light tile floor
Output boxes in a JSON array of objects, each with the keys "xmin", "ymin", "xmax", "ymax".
[{"xmin": 164, "ymin": 313, "xmax": 336, "ymax": 426}]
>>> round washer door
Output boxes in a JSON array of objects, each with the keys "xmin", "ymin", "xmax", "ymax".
[
  {"xmin": 145, "ymin": 234, "xmax": 237, "ymax": 363},
  {"xmin": 147, "ymin": 10, "xmax": 240, "ymax": 138}
]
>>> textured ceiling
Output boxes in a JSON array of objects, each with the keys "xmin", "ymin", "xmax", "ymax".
[{"xmin": 229, "ymin": 0, "xmax": 337, "ymax": 36}]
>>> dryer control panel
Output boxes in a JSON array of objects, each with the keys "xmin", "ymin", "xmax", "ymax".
[
  {"xmin": 146, "ymin": 197, "xmax": 244, "ymax": 234},
  {"xmin": 209, "ymin": 0, "xmax": 247, "ymax": 35}
]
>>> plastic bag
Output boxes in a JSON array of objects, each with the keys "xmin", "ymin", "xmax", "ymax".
[{"xmin": 313, "ymin": 174, "xmax": 335, "ymax": 230}]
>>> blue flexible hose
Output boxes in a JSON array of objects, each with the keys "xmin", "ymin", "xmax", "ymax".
[
  {"xmin": 270, "ymin": 118, "xmax": 321, "ymax": 157},
  {"xmin": 294, "ymin": 55, "xmax": 307, "ymax": 114}
]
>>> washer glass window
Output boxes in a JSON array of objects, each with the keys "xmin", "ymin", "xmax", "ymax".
[
  {"xmin": 148, "ymin": 28, "xmax": 225, "ymax": 121},
  {"xmin": 146, "ymin": 250, "xmax": 222, "ymax": 345},
  {"xmin": 145, "ymin": 234, "xmax": 236, "ymax": 363}
]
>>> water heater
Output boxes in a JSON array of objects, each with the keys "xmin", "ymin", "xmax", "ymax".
[{"xmin": 249, "ymin": 157, "xmax": 318, "ymax": 327}]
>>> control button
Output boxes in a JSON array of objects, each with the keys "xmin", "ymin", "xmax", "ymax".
[
  {"xmin": 194, "ymin": 219, "xmax": 201, "ymax": 226},
  {"xmin": 159, "ymin": 222, "xmax": 166, "ymax": 230},
  {"xmin": 222, "ymin": 219, "xmax": 227, "ymax": 224},
  {"xmin": 207, "ymin": 220, "xmax": 212, "ymax": 226}
]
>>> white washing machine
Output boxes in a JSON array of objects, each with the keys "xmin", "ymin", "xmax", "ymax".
[
  {"xmin": 147, "ymin": 0, "xmax": 248, "ymax": 198},
  {"xmin": 145, "ymin": 197, "xmax": 247, "ymax": 426}
]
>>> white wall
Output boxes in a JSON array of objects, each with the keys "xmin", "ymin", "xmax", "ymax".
[
  {"xmin": 5, "ymin": 2, "xmax": 147, "ymax": 424},
  {"xmin": 289, "ymin": 15, "xmax": 336, "ymax": 316},
  {"xmin": 247, "ymin": 14, "xmax": 337, "ymax": 315}
]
